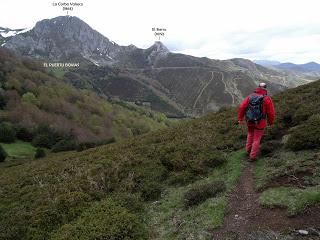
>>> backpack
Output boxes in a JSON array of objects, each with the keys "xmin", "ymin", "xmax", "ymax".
[{"xmin": 245, "ymin": 94, "xmax": 266, "ymax": 123}]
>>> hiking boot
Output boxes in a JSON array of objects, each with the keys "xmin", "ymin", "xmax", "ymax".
[
  {"xmin": 243, "ymin": 152, "xmax": 250, "ymax": 161},
  {"xmin": 242, "ymin": 154, "xmax": 249, "ymax": 161}
]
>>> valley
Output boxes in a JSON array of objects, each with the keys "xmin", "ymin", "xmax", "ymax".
[{"xmin": 1, "ymin": 16, "xmax": 317, "ymax": 117}]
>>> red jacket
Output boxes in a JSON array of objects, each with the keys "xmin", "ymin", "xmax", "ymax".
[{"xmin": 238, "ymin": 88, "xmax": 275, "ymax": 129}]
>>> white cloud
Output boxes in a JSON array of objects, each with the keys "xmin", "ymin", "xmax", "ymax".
[{"xmin": 0, "ymin": 0, "xmax": 319, "ymax": 63}]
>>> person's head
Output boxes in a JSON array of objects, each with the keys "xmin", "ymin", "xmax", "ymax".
[{"xmin": 258, "ymin": 82, "xmax": 267, "ymax": 89}]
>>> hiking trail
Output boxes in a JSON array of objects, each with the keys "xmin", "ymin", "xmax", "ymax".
[{"xmin": 212, "ymin": 160, "xmax": 320, "ymax": 240}]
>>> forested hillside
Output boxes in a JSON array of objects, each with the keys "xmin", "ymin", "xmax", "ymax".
[{"xmin": 0, "ymin": 48, "xmax": 169, "ymax": 154}]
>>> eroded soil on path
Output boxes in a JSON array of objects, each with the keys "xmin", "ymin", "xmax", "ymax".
[{"xmin": 212, "ymin": 161, "xmax": 320, "ymax": 240}]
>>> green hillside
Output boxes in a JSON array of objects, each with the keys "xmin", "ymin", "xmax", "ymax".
[
  {"xmin": 1, "ymin": 78, "xmax": 320, "ymax": 239},
  {"xmin": 0, "ymin": 49, "xmax": 170, "ymax": 155},
  {"xmin": 63, "ymin": 65, "xmax": 186, "ymax": 117}
]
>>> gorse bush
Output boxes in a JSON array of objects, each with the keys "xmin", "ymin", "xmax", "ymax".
[{"xmin": 184, "ymin": 181, "xmax": 226, "ymax": 207}]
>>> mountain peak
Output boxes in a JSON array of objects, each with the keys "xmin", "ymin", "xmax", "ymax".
[
  {"xmin": 143, "ymin": 41, "xmax": 170, "ymax": 66},
  {"xmin": 34, "ymin": 15, "xmax": 90, "ymax": 34},
  {"xmin": 149, "ymin": 41, "xmax": 170, "ymax": 53},
  {"xmin": 303, "ymin": 61, "xmax": 319, "ymax": 65},
  {"xmin": 4, "ymin": 15, "xmax": 124, "ymax": 65}
]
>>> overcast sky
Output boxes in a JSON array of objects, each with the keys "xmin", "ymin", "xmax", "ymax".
[{"xmin": 1, "ymin": 0, "xmax": 320, "ymax": 63}]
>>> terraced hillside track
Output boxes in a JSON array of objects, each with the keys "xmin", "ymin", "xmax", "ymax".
[
  {"xmin": 212, "ymin": 161, "xmax": 320, "ymax": 240},
  {"xmin": 192, "ymin": 71, "xmax": 216, "ymax": 109}
]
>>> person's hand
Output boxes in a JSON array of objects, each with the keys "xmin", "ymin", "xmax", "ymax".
[{"xmin": 237, "ymin": 120, "xmax": 245, "ymax": 125}]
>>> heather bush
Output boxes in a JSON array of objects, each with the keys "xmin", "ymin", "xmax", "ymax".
[
  {"xmin": 51, "ymin": 198, "xmax": 147, "ymax": 240},
  {"xmin": 260, "ymin": 140, "xmax": 282, "ymax": 156},
  {"xmin": 286, "ymin": 114, "xmax": 320, "ymax": 151},
  {"xmin": 184, "ymin": 181, "xmax": 226, "ymax": 207}
]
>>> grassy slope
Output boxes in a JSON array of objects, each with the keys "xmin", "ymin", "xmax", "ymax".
[
  {"xmin": 147, "ymin": 151, "xmax": 244, "ymax": 240},
  {"xmin": 1, "ymin": 79, "xmax": 320, "ymax": 239},
  {"xmin": 1, "ymin": 141, "xmax": 36, "ymax": 158},
  {"xmin": 254, "ymin": 79, "xmax": 320, "ymax": 216},
  {"xmin": 0, "ymin": 106, "xmax": 247, "ymax": 239}
]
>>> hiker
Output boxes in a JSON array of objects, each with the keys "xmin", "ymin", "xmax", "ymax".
[{"xmin": 238, "ymin": 83, "xmax": 275, "ymax": 161}]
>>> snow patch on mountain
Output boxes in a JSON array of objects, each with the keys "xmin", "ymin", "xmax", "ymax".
[{"xmin": 0, "ymin": 27, "xmax": 31, "ymax": 38}]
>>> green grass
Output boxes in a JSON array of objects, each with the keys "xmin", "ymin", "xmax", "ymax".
[
  {"xmin": 259, "ymin": 186, "xmax": 320, "ymax": 216},
  {"xmin": 1, "ymin": 141, "xmax": 36, "ymax": 159},
  {"xmin": 48, "ymin": 68, "xmax": 68, "ymax": 78},
  {"xmin": 255, "ymin": 150, "xmax": 320, "ymax": 216},
  {"xmin": 254, "ymin": 150, "xmax": 320, "ymax": 190},
  {"xmin": 146, "ymin": 151, "xmax": 245, "ymax": 240}
]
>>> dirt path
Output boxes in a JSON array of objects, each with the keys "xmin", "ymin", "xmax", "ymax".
[{"xmin": 212, "ymin": 161, "xmax": 320, "ymax": 240}]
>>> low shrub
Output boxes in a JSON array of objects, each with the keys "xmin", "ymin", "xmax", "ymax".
[
  {"xmin": 15, "ymin": 125, "xmax": 34, "ymax": 141},
  {"xmin": 32, "ymin": 134, "xmax": 55, "ymax": 148},
  {"xmin": 0, "ymin": 145, "xmax": 7, "ymax": 162},
  {"xmin": 168, "ymin": 170, "xmax": 195, "ymax": 186},
  {"xmin": 112, "ymin": 193, "xmax": 144, "ymax": 213},
  {"xmin": 197, "ymin": 150, "xmax": 227, "ymax": 168},
  {"xmin": 293, "ymin": 102, "xmax": 320, "ymax": 125},
  {"xmin": 50, "ymin": 198, "xmax": 147, "ymax": 240},
  {"xmin": 0, "ymin": 122, "xmax": 16, "ymax": 143},
  {"xmin": 52, "ymin": 140, "xmax": 77, "ymax": 152},
  {"xmin": 34, "ymin": 148, "xmax": 46, "ymax": 159},
  {"xmin": 159, "ymin": 150, "xmax": 189, "ymax": 171},
  {"xmin": 55, "ymin": 191, "xmax": 92, "ymax": 222},
  {"xmin": 0, "ymin": 93, "xmax": 6, "ymax": 109},
  {"xmin": 184, "ymin": 180, "xmax": 226, "ymax": 207},
  {"xmin": 286, "ymin": 114, "xmax": 320, "ymax": 151},
  {"xmin": 141, "ymin": 181, "xmax": 163, "ymax": 201},
  {"xmin": 76, "ymin": 137, "xmax": 116, "ymax": 151},
  {"xmin": 32, "ymin": 124, "xmax": 62, "ymax": 148},
  {"xmin": 260, "ymin": 140, "xmax": 282, "ymax": 156},
  {"xmin": 189, "ymin": 150, "xmax": 227, "ymax": 174}
]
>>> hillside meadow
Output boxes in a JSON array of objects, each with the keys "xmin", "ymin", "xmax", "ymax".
[{"xmin": 1, "ymin": 71, "xmax": 320, "ymax": 239}]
